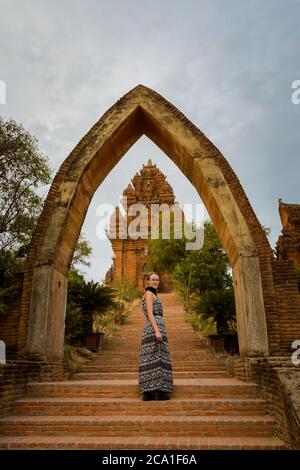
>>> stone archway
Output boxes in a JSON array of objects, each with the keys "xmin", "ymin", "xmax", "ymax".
[{"xmin": 20, "ymin": 85, "xmax": 277, "ymax": 361}]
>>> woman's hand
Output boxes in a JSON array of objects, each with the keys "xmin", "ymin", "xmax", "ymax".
[{"xmin": 155, "ymin": 330, "xmax": 163, "ymax": 342}]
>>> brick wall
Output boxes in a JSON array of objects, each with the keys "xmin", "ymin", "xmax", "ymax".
[
  {"xmin": 226, "ymin": 356, "xmax": 300, "ymax": 449},
  {"xmin": 272, "ymin": 259, "xmax": 300, "ymax": 354},
  {"xmin": 0, "ymin": 361, "xmax": 67, "ymax": 418}
]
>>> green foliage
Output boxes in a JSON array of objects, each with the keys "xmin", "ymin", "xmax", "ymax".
[
  {"xmin": 66, "ymin": 233, "xmax": 110, "ymax": 343},
  {"xmin": 147, "ymin": 218, "xmax": 236, "ymax": 335},
  {"xmin": 194, "ymin": 287, "xmax": 236, "ymax": 334},
  {"xmin": 0, "ymin": 117, "xmax": 52, "ymax": 251},
  {"xmin": 147, "ymin": 211, "xmax": 193, "ymax": 272},
  {"xmin": 0, "ymin": 118, "xmax": 51, "ymax": 315},
  {"xmin": 173, "ymin": 221, "xmax": 231, "ymax": 296},
  {"xmin": 68, "ymin": 267, "xmax": 85, "ymax": 285},
  {"xmin": 185, "ymin": 311, "xmax": 217, "ymax": 335},
  {"xmin": 93, "ymin": 308, "xmax": 117, "ymax": 334},
  {"xmin": 112, "ymin": 279, "xmax": 143, "ymax": 302},
  {"xmin": 64, "ymin": 301, "xmax": 85, "ymax": 344},
  {"xmin": 70, "ymin": 233, "xmax": 92, "ymax": 273},
  {"xmin": 261, "ymin": 225, "xmax": 271, "ymax": 237},
  {"xmin": 112, "ymin": 301, "xmax": 127, "ymax": 324},
  {"xmin": 76, "ymin": 281, "xmax": 116, "ymax": 318},
  {"xmin": 66, "ymin": 274, "xmax": 117, "ymax": 343},
  {"xmin": 0, "ymin": 248, "xmax": 24, "ymax": 316}
]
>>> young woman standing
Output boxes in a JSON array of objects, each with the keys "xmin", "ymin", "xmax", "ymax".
[{"xmin": 138, "ymin": 272, "xmax": 173, "ymax": 401}]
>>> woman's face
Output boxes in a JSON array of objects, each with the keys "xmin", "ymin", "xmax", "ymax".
[{"xmin": 149, "ymin": 274, "xmax": 159, "ymax": 289}]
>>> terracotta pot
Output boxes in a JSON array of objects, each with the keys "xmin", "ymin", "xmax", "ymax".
[{"xmin": 82, "ymin": 332, "xmax": 105, "ymax": 352}]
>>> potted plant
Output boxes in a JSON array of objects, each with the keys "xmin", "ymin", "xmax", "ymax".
[
  {"xmin": 68, "ymin": 279, "xmax": 116, "ymax": 352},
  {"xmin": 196, "ymin": 288, "xmax": 238, "ymax": 354}
]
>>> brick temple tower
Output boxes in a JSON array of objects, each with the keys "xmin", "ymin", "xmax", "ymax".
[
  {"xmin": 276, "ymin": 199, "xmax": 300, "ymax": 268},
  {"xmin": 104, "ymin": 159, "xmax": 184, "ymax": 291}
]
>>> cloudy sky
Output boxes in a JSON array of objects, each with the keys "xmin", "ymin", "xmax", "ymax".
[{"xmin": 1, "ymin": 0, "xmax": 299, "ymax": 282}]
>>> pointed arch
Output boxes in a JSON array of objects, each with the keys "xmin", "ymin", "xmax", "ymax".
[{"xmin": 20, "ymin": 85, "xmax": 279, "ymax": 360}]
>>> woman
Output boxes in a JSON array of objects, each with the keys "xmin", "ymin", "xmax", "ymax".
[{"xmin": 138, "ymin": 272, "xmax": 173, "ymax": 401}]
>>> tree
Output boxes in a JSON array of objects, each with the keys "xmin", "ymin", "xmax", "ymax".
[
  {"xmin": 147, "ymin": 211, "xmax": 191, "ymax": 272},
  {"xmin": 66, "ymin": 234, "xmax": 95, "ymax": 343},
  {"xmin": 194, "ymin": 287, "xmax": 236, "ymax": 334},
  {"xmin": 173, "ymin": 221, "xmax": 231, "ymax": 296},
  {"xmin": 70, "ymin": 233, "xmax": 92, "ymax": 274},
  {"xmin": 0, "ymin": 249, "xmax": 24, "ymax": 315},
  {"xmin": 172, "ymin": 221, "xmax": 235, "ymax": 334},
  {"xmin": 67, "ymin": 280, "xmax": 116, "ymax": 335},
  {"xmin": 0, "ymin": 117, "xmax": 52, "ymax": 252},
  {"xmin": 0, "ymin": 118, "xmax": 51, "ymax": 315},
  {"xmin": 147, "ymin": 218, "xmax": 236, "ymax": 334}
]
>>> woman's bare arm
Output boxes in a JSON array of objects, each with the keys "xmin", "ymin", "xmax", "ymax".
[{"xmin": 145, "ymin": 291, "xmax": 163, "ymax": 342}]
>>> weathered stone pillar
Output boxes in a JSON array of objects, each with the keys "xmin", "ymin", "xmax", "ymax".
[
  {"xmin": 26, "ymin": 264, "xmax": 68, "ymax": 361},
  {"xmin": 232, "ymin": 256, "xmax": 269, "ymax": 356}
]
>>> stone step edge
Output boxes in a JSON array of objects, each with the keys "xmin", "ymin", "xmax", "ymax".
[
  {"xmin": 72, "ymin": 372, "xmax": 231, "ymax": 378},
  {"xmin": 0, "ymin": 415, "xmax": 274, "ymax": 424},
  {"xmin": 0, "ymin": 436, "xmax": 286, "ymax": 450},
  {"xmin": 27, "ymin": 379, "xmax": 256, "ymax": 386},
  {"xmin": 13, "ymin": 396, "xmax": 266, "ymax": 404}
]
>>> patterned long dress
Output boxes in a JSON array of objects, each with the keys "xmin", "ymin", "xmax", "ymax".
[{"xmin": 138, "ymin": 294, "xmax": 173, "ymax": 395}]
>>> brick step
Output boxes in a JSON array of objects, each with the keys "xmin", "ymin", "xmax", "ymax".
[
  {"xmin": 90, "ymin": 353, "xmax": 223, "ymax": 360},
  {"xmin": 122, "ymin": 317, "xmax": 194, "ymax": 324},
  {"xmin": 81, "ymin": 365, "xmax": 227, "ymax": 372},
  {"xmin": 13, "ymin": 397, "xmax": 268, "ymax": 416},
  {"xmin": 107, "ymin": 338, "xmax": 205, "ymax": 343},
  {"xmin": 26, "ymin": 379, "xmax": 259, "ymax": 399},
  {"xmin": 127, "ymin": 317, "xmax": 194, "ymax": 324},
  {"xmin": 90, "ymin": 351, "xmax": 224, "ymax": 358},
  {"xmin": 93, "ymin": 349, "xmax": 215, "ymax": 354},
  {"xmin": 0, "ymin": 435, "xmax": 286, "ymax": 450},
  {"xmin": 1, "ymin": 292, "xmax": 283, "ymax": 450},
  {"xmin": 86, "ymin": 362, "xmax": 227, "ymax": 369},
  {"xmin": 101, "ymin": 350, "xmax": 223, "ymax": 356},
  {"xmin": 71, "ymin": 371, "xmax": 231, "ymax": 380},
  {"xmin": 109, "ymin": 327, "xmax": 197, "ymax": 332},
  {"xmin": 122, "ymin": 332, "xmax": 194, "ymax": 335},
  {"xmin": 165, "ymin": 340, "xmax": 203, "ymax": 348},
  {"xmin": 89, "ymin": 359, "xmax": 225, "ymax": 365},
  {"xmin": 104, "ymin": 339, "xmax": 202, "ymax": 345},
  {"xmin": 88, "ymin": 357, "xmax": 225, "ymax": 370},
  {"xmin": 0, "ymin": 415, "xmax": 275, "ymax": 437},
  {"xmin": 124, "ymin": 318, "xmax": 190, "ymax": 321},
  {"xmin": 103, "ymin": 344, "xmax": 204, "ymax": 350},
  {"xmin": 119, "ymin": 321, "xmax": 194, "ymax": 324},
  {"xmin": 102, "ymin": 346, "xmax": 203, "ymax": 352},
  {"xmin": 122, "ymin": 321, "xmax": 192, "ymax": 325}
]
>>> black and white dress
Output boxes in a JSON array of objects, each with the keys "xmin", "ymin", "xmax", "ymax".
[{"xmin": 138, "ymin": 294, "xmax": 173, "ymax": 395}]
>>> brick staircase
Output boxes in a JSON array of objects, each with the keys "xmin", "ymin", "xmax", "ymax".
[{"xmin": 0, "ymin": 292, "xmax": 286, "ymax": 449}]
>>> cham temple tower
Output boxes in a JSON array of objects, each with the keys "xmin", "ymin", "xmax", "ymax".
[
  {"xmin": 104, "ymin": 159, "xmax": 184, "ymax": 292},
  {"xmin": 276, "ymin": 199, "xmax": 300, "ymax": 268}
]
